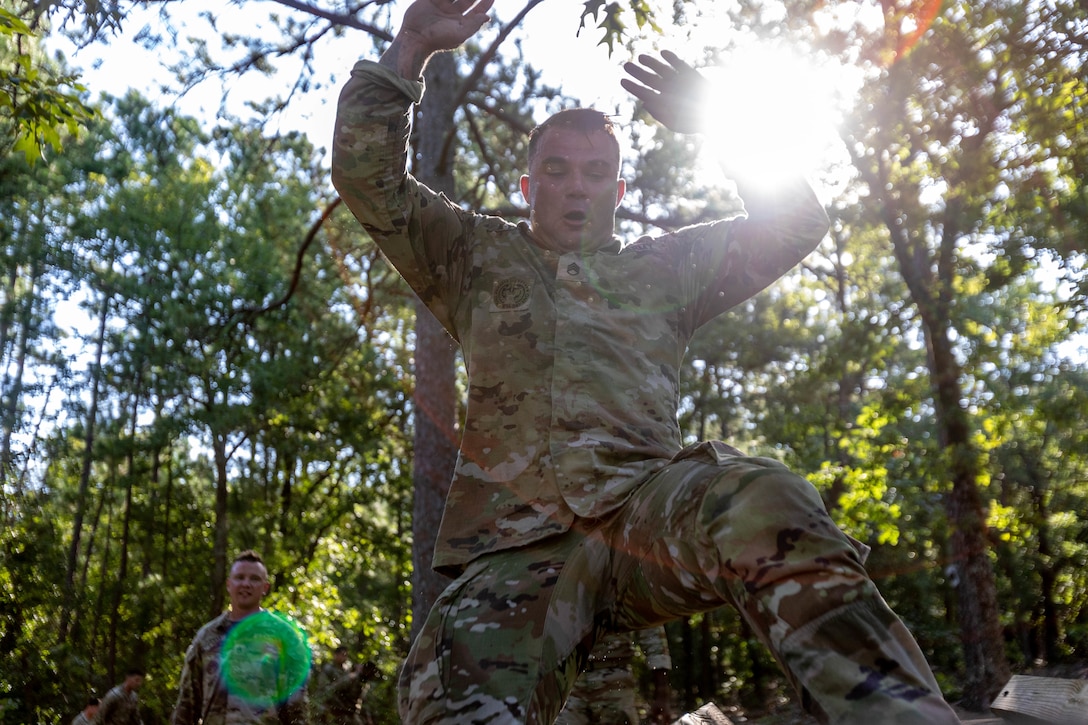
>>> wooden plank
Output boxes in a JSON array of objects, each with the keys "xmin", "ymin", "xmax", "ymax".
[
  {"xmin": 672, "ymin": 702, "xmax": 735, "ymax": 725},
  {"xmin": 990, "ymin": 675, "xmax": 1088, "ymax": 724}
]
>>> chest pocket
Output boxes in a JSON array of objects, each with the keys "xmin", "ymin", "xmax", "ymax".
[{"xmin": 489, "ymin": 276, "xmax": 534, "ymax": 312}]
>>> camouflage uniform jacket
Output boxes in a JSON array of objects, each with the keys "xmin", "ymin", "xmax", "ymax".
[
  {"xmin": 96, "ymin": 685, "xmax": 141, "ymax": 725},
  {"xmin": 71, "ymin": 713, "xmax": 95, "ymax": 725},
  {"xmin": 332, "ymin": 61, "xmax": 830, "ymax": 574},
  {"xmin": 171, "ymin": 612, "xmax": 308, "ymax": 725},
  {"xmin": 312, "ymin": 662, "xmax": 362, "ymax": 723}
]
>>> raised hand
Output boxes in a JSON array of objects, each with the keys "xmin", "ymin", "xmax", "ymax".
[
  {"xmin": 620, "ymin": 50, "xmax": 710, "ymax": 135},
  {"xmin": 399, "ymin": 0, "xmax": 495, "ymax": 55},
  {"xmin": 382, "ymin": 0, "xmax": 494, "ymax": 78}
]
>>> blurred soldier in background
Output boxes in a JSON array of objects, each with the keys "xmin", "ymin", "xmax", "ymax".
[{"xmin": 557, "ymin": 627, "xmax": 673, "ymax": 725}]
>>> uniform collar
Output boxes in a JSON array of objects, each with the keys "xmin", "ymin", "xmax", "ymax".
[{"xmin": 516, "ymin": 221, "xmax": 623, "ymax": 255}]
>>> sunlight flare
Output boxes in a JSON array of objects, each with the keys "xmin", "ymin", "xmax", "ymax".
[{"xmin": 696, "ymin": 39, "xmax": 850, "ymax": 190}]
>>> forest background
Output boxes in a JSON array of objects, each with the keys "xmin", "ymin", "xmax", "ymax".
[{"xmin": 3, "ymin": 0, "xmax": 1087, "ymax": 722}]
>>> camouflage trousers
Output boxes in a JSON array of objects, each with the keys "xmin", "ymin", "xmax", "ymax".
[
  {"xmin": 553, "ymin": 660, "xmax": 641, "ymax": 725},
  {"xmin": 399, "ymin": 443, "xmax": 961, "ymax": 724}
]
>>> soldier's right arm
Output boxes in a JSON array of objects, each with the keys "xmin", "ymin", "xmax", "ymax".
[
  {"xmin": 378, "ymin": 0, "xmax": 493, "ymax": 81},
  {"xmin": 330, "ymin": 1, "xmax": 495, "ymax": 338},
  {"xmin": 331, "ymin": 0, "xmax": 492, "ymax": 235},
  {"xmin": 326, "ymin": 0, "xmax": 489, "ymax": 234}
]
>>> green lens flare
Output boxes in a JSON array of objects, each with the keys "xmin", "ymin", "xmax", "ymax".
[{"xmin": 220, "ymin": 610, "xmax": 310, "ymax": 708}]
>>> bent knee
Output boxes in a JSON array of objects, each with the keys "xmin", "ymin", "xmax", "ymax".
[
  {"xmin": 697, "ymin": 458, "xmax": 865, "ymax": 570},
  {"xmin": 699, "ymin": 455, "xmax": 828, "ymax": 522}
]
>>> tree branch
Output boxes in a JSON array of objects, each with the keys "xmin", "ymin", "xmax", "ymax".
[
  {"xmin": 436, "ymin": 0, "xmax": 549, "ymax": 175},
  {"xmin": 267, "ymin": 0, "xmax": 394, "ymax": 41}
]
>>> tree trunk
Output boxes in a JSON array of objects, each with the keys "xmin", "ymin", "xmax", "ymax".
[
  {"xmin": 408, "ymin": 51, "xmax": 460, "ymax": 638},
  {"xmin": 143, "ymin": 442, "xmax": 161, "ymax": 577},
  {"xmin": 161, "ymin": 448, "xmax": 174, "ymax": 624},
  {"xmin": 410, "ymin": 309, "xmax": 457, "ymax": 634},
  {"xmin": 108, "ymin": 396, "xmax": 140, "ymax": 673},
  {"xmin": 0, "ymin": 255, "xmax": 38, "ymax": 492},
  {"xmin": 60, "ymin": 289, "xmax": 111, "ymax": 643},
  {"xmin": 93, "ymin": 480, "xmax": 115, "ymax": 681},
  {"xmin": 905, "ymin": 267, "xmax": 1010, "ymax": 709},
  {"xmin": 212, "ymin": 430, "xmax": 231, "ymax": 618},
  {"xmin": 860, "ymin": 103, "xmax": 1012, "ymax": 703},
  {"xmin": 1031, "ymin": 483, "xmax": 1061, "ymax": 663}
]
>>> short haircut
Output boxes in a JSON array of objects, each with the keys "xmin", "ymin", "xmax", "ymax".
[
  {"xmin": 527, "ymin": 108, "xmax": 619, "ymax": 165},
  {"xmin": 124, "ymin": 667, "xmax": 145, "ymax": 677},
  {"xmin": 87, "ymin": 697, "xmax": 101, "ymax": 707},
  {"xmin": 232, "ymin": 549, "xmax": 265, "ymax": 566}
]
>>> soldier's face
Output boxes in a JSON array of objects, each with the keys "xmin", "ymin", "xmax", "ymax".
[
  {"xmin": 520, "ymin": 127, "xmax": 625, "ymax": 254},
  {"xmin": 226, "ymin": 560, "xmax": 270, "ymax": 612}
]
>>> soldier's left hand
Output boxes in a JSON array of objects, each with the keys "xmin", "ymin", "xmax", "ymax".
[{"xmin": 621, "ymin": 50, "xmax": 710, "ymax": 135}]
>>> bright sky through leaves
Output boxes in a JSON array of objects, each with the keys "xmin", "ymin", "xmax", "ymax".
[{"xmin": 55, "ymin": 0, "xmax": 864, "ymax": 190}]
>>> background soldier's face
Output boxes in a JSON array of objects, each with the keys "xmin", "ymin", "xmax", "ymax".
[{"xmin": 226, "ymin": 560, "xmax": 270, "ymax": 611}]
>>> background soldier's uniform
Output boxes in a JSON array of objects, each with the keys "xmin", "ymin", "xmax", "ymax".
[
  {"xmin": 171, "ymin": 612, "xmax": 308, "ymax": 725},
  {"xmin": 71, "ymin": 712, "xmax": 95, "ymax": 725},
  {"xmin": 96, "ymin": 685, "xmax": 141, "ymax": 725},
  {"xmin": 332, "ymin": 59, "xmax": 962, "ymax": 725},
  {"xmin": 557, "ymin": 627, "xmax": 672, "ymax": 725},
  {"xmin": 312, "ymin": 662, "xmax": 364, "ymax": 725}
]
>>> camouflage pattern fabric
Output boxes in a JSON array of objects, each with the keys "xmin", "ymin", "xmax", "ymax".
[
  {"xmin": 312, "ymin": 662, "xmax": 363, "ymax": 725},
  {"xmin": 555, "ymin": 628, "xmax": 672, "ymax": 725},
  {"xmin": 397, "ymin": 446, "xmax": 959, "ymax": 724},
  {"xmin": 171, "ymin": 612, "xmax": 308, "ymax": 725},
  {"xmin": 332, "ymin": 60, "xmax": 829, "ymax": 576},
  {"xmin": 332, "ymin": 61, "xmax": 961, "ymax": 725},
  {"xmin": 96, "ymin": 685, "xmax": 141, "ymax": 725}
]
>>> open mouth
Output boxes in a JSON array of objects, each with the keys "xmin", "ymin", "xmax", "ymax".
[{"xmin": 563, "ymin": 211, "xmax": 588, "ymax": 223}]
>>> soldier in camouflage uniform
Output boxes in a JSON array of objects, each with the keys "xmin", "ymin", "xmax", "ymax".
[
  {"xmin": 556, "ymin": 627, "xmax": 673, "ymax": 725},
  {"xmin": 96, "ymin": 669, "xmax": 144, "ymax": 725},
  {"xmin": 71, "ymin": 697, "xmax": 100, "ymax": 725},
  {"xmin": 312, "ymin": 647, "xmax": 376, "ymax": 725},
  {"xmin": 170, "ymin": 551, "xmax": 308, "ymax": 725},
  {"xmin": 331, "ymin": 0, "xmax": 962, "ymax": 723}
]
